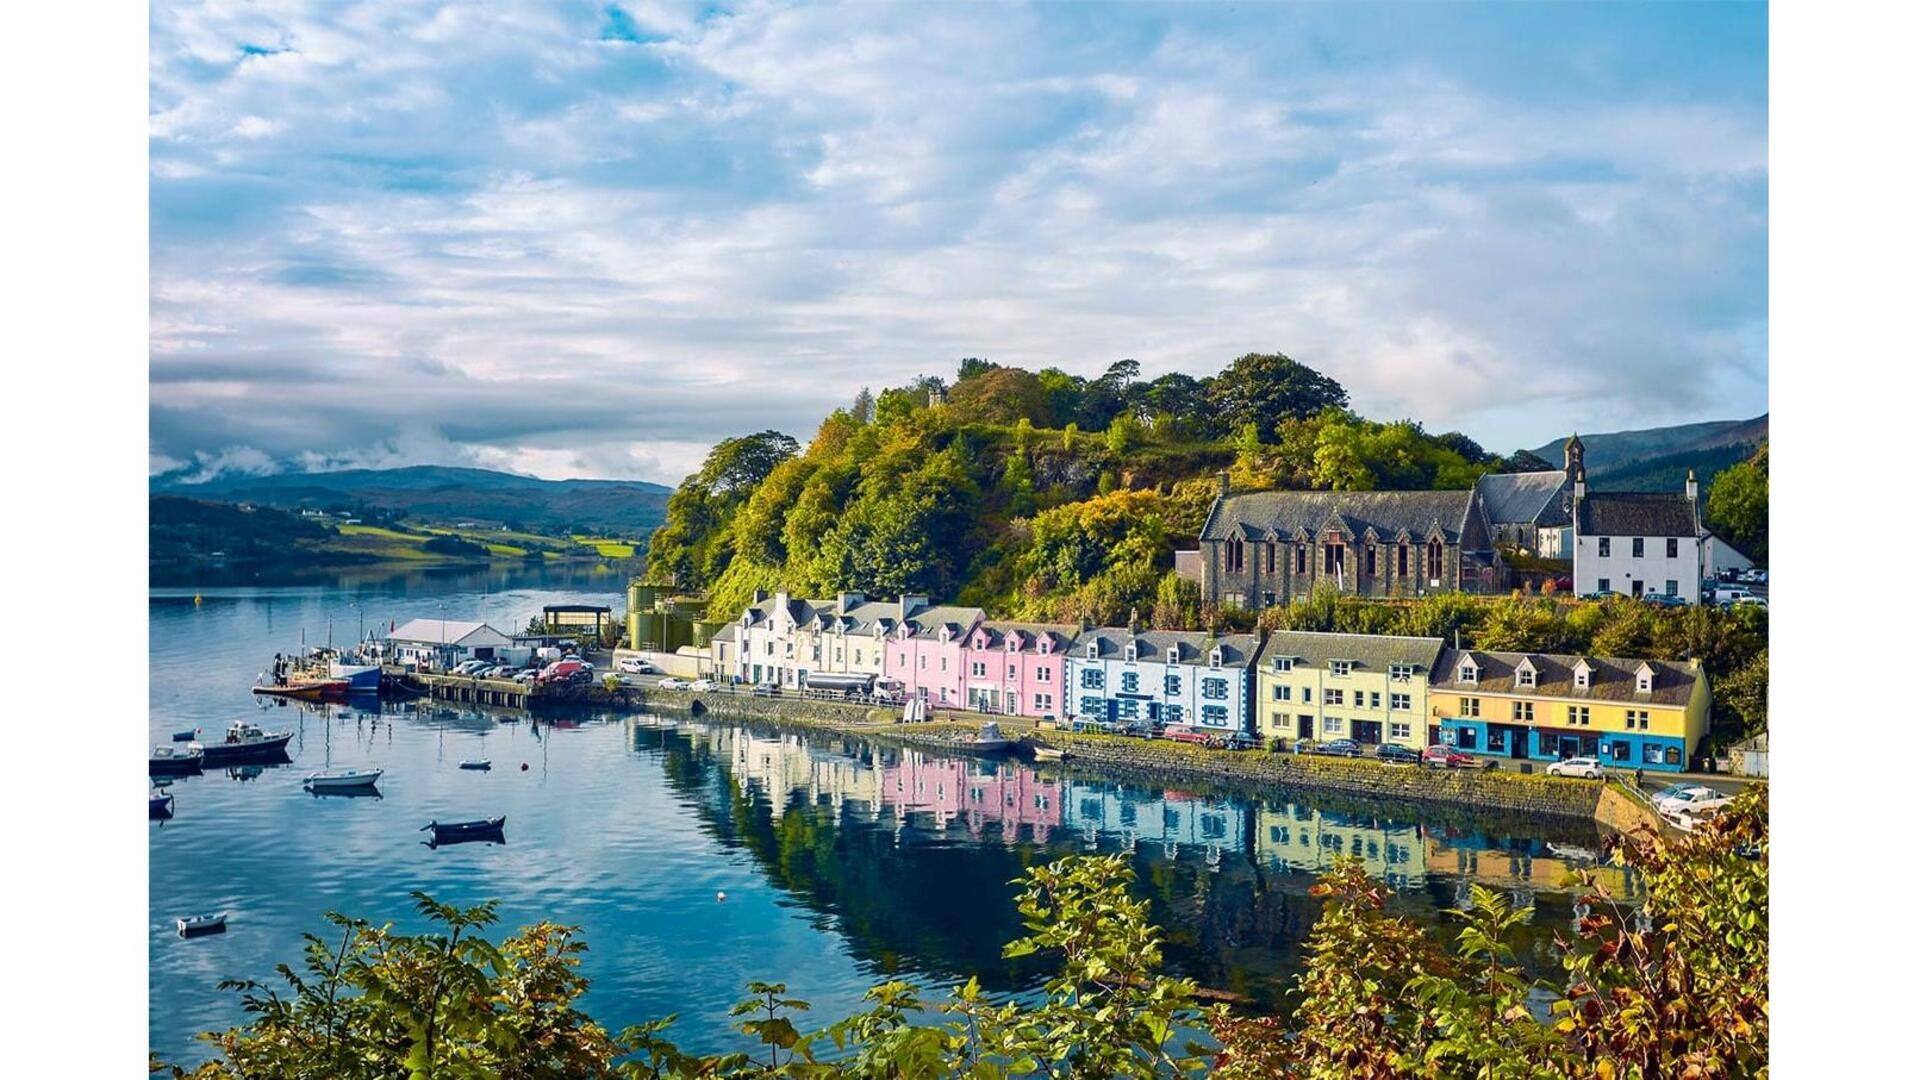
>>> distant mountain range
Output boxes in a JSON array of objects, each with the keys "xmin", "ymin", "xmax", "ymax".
[
  {"xmin": 1526, "ymin": 414, "xmax": 1767, "ymax": 492},
  {"xmin": 150, "ymin": 465, "xmax": 672, "ymax": 535}
]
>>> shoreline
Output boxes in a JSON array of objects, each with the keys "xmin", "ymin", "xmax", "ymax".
[{"xmin": 637, "ymin": 686, "xmax": 1610, "ymax": 824}]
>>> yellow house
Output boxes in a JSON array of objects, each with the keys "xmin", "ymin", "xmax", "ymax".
[
  {"xmin": 1251, "ymin": 631, "xmax": 1446, "ymax": 750},
  {"xmin": 1426, "ymin": 647, "xmax": 1710, "ymax": 773}
]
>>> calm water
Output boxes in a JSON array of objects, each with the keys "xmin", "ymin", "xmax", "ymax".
[{"xmin": 150, "ymin": 564, "xmax": 1616, "ymax": 1066}]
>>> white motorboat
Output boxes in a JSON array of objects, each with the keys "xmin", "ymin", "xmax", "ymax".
[
  {"xmin": 304, "ymin": 768, "xmax": 383, "ymax": 791},
  {"xmin": 150, "ymin": 743, "xmax": 204, "ymax": 775},
  {"xmin": 966, "ymin": 722, "xmax": 1013, "ymax": 752},
  {"xmin": 176, "ymin": 912, "xmax": 228, "ymax": 937}
]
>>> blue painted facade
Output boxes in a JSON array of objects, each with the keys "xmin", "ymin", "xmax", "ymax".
[{"xmin": 1437, "ymin": 719, "xmax": 1688, "ymax": 772}]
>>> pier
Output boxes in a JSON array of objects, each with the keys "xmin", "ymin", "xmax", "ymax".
[{"xmin": 380, "ymin": 666, "xmax": 637, "ymax": 711}]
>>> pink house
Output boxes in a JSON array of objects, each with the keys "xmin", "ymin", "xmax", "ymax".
[
  {"xmin": 883, "ymin": 601, "xmax": 984, "ymax": 707},
  {"xmin": 961, "ymin": 621, "xmax": 1075, "ymax": 719}
]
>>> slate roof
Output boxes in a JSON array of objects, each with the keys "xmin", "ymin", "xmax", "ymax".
[
  {"xmin": 1474, "ymin": 471, "xmax": 1570, "ymax": 528},
  {"xmin": 973, "ymin": 621, "xmax": 1078, "ymax": 652},
  {"xmin": 1429, "ymin": 647, "xmax": 1701, "ymax": 707},
  {"xmin": 1068, "ymin": 628, "xmax": 1261, "ymax": 668},
  {"xmin": 1575, "ymin": 492, "xmax": 1697, "ymax": 538},
  {"xmin": 900, "ymin": 604, "xmax": 986, "ymax": 637},
  {"xmin": 1199, "ymin": 489, "xmax": 1487, "ymax": 548},
  {"xmin": 708, "ymin": 623, "xmax": 737, "ymax": 643},
  {"xmin": 1252, "ymin": 631, "xmax": 1445, "ymax": 674}
]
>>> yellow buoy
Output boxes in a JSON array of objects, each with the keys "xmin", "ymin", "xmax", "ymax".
[{"xmin": 193, "ymin": 594, "xmax": 202, "ymax": 605}]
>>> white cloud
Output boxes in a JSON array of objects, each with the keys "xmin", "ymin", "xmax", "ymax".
[{"xmin": 150, "ymin": 0, "xmax": 1767, "ymax": 481}]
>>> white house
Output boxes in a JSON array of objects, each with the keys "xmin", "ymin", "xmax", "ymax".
[
  {"xmin": 1064, "ymin": 621, "xmax": 1258, "ymax": 734},
  {"xmin": 386, "ymin": 618, "xmax": 514, "ymax": 670},
  {"xmin": 1571, "ymin": 470, "xmax": 1708, "ymax": 603}
]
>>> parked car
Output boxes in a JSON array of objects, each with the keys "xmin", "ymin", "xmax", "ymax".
[
  {"xmin": 453, "ymin": 660, "xmax": 488, "ymax": 675},
  {"xmin": 1715, "ymin": 587, "xmax": 1753, "ymax": 608},
  {"xmin": 1375, "ymin": 744, "xmax": 1421, "ymax": 765},
  {"xmin": 1643, "ymin": 593, "xmax": 1687, "ymax": 608},
  {"xmin": 1653, "ymin": 785, "xmax": 1733, "ymax": 817},
  {"xmin": 1422, "ymin": 745, "xmax": 1478, "ymax": 769},
  {"xmin": 1216, "ymin": 731, "xmax": 1259, "ymax": 751},
  {"xmin": 513, "ymin": 669, "xmax": 539, "ymax": 684},
  {"xmin": 658, "ymin": 677, "xmax": 689, "ymax": 691},
  {"xmin": 1071, "ymin": 718, "xmax": 1117, "ymax": 735},
  {"xmin": 1315, "ymin": 738, "xmax": 1363, "ymax": 758},
  {"xmin": 1161, "ymin": 724, "xmax": 1214, "ymax": 745},
  {"xmin": 1547, "ymin": 756, "xmax": 1605, "ymax": 779},
  {"xmin": 1576, "ymin": 591, "xmax": 1618, "ymax": 602},
  {"xmin": 689, "ymin": 678, "xmax": 717, "ymax": 692},
  {"xmin": 1733, "ymin": 595, "xmax": 1768, "ymax": 609},
  {"xmin": 616, "ymin": 657, "xmax": 659, "ymax": 675},
  {"xmin": 538, "ymin": 659, "xmax": 590, "ymax": 682}
]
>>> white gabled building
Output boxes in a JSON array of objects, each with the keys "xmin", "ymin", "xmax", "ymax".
[
  {"xmin": 385, "ymin": 619, "xmax": 514, "ymax": 670},
  {"xmin": 1571, "ymin": 469, "xmax": 1709, "ymax": 604}
]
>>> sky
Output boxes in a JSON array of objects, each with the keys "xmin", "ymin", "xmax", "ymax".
[{"xmin": 150, "ymin": 1, "xmax": 1768, "ymax": 486}]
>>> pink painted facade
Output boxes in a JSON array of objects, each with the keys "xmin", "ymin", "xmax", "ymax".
[
  {"xmin": 883, "ymin": 602, "xmax": 984, "ymax": 707},
  {"xmin": 960, "ymin": 622, "xmax": 1074, "ymax": 719},
  {"xmin": 882, "ymin": 750, "xmax": 1062, "ymax": 841}
]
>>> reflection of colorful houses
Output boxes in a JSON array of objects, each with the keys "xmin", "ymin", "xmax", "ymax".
[
  {"xmin": 718, "ymin": 728, "xmax": 885, "ymax": 819},
  {"xmin": 1423, "ymin": 836, "xmax": 1639, "ymax": 901},
  {"xmin": 1058, "ymin": 783, "xmax": 1248, "ymax": 860},
  {"xmin": 1253, "ymin": 804, "xmax": 1427, "ymax": 889},
  {"xmin": 1427, "ymin": 647, "xmax": 1710, "ymax": 772},
  {"xmin": 882, "ymin": 751, "xmax": 1061, "ymax": 841}
]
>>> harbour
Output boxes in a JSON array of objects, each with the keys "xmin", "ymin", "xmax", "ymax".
[{"xmin": 151, "ymin": 565, "xmax": 1621, "ymax": 1067}]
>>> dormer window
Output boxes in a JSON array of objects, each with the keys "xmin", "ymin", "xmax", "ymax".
[
  {"xmin": 1037, "ymin": 638, "xmax": 1051, "ymax": 655},
  {"xmin": 1516, "ymin": 666, "xmax": 1536, "ymax": 689},
  {"xmin": 1209, "ymin": 647, "xmax": 1224, "ymax": 667},
  {"xmin": 1388, "ymin": 663, "xmax": 1414, "ymax": 681},
  {"xmin": 1458, "ymin": 659, "xmax": 1478, "ymax": 684},
  {"xmin": 1635, "ymin": 664, "xmax": 1654, "ymax": 694},
  {"xmin": 1272, "ymin": 656, "xmax": 1294, "ymax": 673},
  {"xmin": 1573, "ymin": 662, "xmax": 1592, "ymax": 690},
  {"xmin": 1330, "ymin": 660, "xmax": 1353, "ymax": 677},
  {"xmin": 1085, "ymin": 643, "xmax": 1098, "ymax": 659},
  {"xmin": 1124, "ymin": 642, "xmax": 1139, "ymax": 662}
]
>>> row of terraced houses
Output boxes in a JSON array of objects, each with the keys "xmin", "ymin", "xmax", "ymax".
[{"xmin": 706, "ymin": 591, "xmax": 1710, "ymax": 772}]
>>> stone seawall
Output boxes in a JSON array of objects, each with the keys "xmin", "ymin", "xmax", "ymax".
[{"xmin": 637, "ymin": 688, "xmax": 1603, "ymax": 821}]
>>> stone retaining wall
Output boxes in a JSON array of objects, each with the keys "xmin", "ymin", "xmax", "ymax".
[{"xmin": 638, "ymin": 688, "xmax": 1603, "ymax": 821}]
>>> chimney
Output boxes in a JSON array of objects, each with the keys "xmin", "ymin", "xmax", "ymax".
[
  {"xmin": 1127, "ymin": 606, "xmax": 1141, "ymax": 635},
  {"xmin": 899, "ymin": 594, "xmax": 929, "ymax": 621},
  {"xmin": 1573, "ymin": 466, "xmax": 1586, "ymax": 501},
  {"xmin": 1685, "ymin": 468, "xmax": 1698, "ymax": 504},
  {"xmin": 837, "ymin": 591, "xmax": 864, "ymax": 613},
  {"xmin": 752, "ymin": 589, "xmax": 769, "ymax": 604},
  {"xmin": 1217, "ymin": 470, "xmax": 1230, "ymax": 499}
]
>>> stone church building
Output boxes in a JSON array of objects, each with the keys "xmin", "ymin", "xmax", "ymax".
[{"xmin": 1196, "ymin": 475, "xmax": 1504, "ymax": 610}]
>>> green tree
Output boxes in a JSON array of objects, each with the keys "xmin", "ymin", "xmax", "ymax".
[
  {"xmin": 1204, "ymin": 353, "xmax": 1349, "ymax": 442},
  {"xmin": 1706, "ymin": 443, "xmax": 1768, "ymax": 562}
]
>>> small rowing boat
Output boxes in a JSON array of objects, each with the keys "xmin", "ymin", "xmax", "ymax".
[
  {"xmin": 171, "ymin": 728, "xmax": 199, "ymax": 742},
  {"xmin": 150, "ymin": 791, "xmax": 175, "ymax": 819},
  {"xmin": 176, "ymin": 912, "xmax": 228, "ymax": 937},
  {"xmin": 422, "ymin": 816, "xmax": 506, "ymax": 846},
  {"xmin": 304, "ymin": 768, "xmax": 383, "ymax": 792},
  {"xmin": 458, "ymin": 759, "xmax": 492, "ymax": 771},
  {"xmin": 1030, "ymin": 745, "xmax": 1067, "ymax": 762}
]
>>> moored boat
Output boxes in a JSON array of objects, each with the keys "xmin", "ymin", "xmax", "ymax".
[
  {"xmin": 252, "ymin": 680, "xmax": 350, "ymax": 702},
  {"xmin": 176, "ymin": 912, "xmax": 228, "ymax": 937},
  {"xmin": 1030, "ymin": 744, "xmax": 1067, "ymax": 762},
  {"xmin": 965, "ymin": 722, "xmax": 1013, "ymax": 753},
  {"xmin": 328, "ymin": 660, "xmax": 383, "ymax": 692},
  {"xmin": 150, "ymin": 791, "xmax": 175, "ymax": 819},
  {"xmin": 201, "ymin": 721, "xmax": 294, "ymax": 764},
  {"xmin": 151, "ymin": 743, "xmax": 204, "ymax": 776},
  {"xmin": 458, "ymin": 759, "xmax": 492, "ymax": 771},
  {"xmin": 422, "ymin": 816, "xmax": 506, "ymax": 846},
  {"xmin": 171, "ymin": 728, "xmax": 199, "ymax": 742},
  {"xmin": 304, "ymin": 768, "xmax": 383, "ymax": 792}
]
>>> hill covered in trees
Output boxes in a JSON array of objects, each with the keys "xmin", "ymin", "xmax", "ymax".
[{"xmin": 644, "ymin": 354, "xmax": 1543, "ymax": 625}]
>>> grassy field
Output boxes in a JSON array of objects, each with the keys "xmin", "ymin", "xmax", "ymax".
[{"xmin": 331, "ymin": 523, "xmax": 640, "ymax": 563}]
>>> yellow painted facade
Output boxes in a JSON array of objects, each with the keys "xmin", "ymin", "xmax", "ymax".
[{"xmin": 1426, "ymin": 673, "xmax": 1708, "ymax": 746}]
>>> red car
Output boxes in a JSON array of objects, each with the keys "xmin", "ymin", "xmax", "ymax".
[
  {"xmin": 538, "ymin": 659, "xmax": 589, "ymax": 682},
  {"xmin": 1161, "ymin": 724, "xmax": 1213, "ymax": 745},
  {"xmin": 1422, "ymin": 745, "xmax": 1479, "ymax": 769}
]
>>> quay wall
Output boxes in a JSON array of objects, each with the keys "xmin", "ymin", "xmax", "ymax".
[{"xmin": 638, "ymin": 687, "xmax": 1602, "ymax": 821}]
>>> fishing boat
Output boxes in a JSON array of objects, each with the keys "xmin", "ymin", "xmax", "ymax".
[
  {"xmin": 176, "ymin": 912, "xmax": 228, "ymax": 937},
  {"xmin": 171, "ymin": 728, "xmax": 199, "ymax": 742},
  {"xmin": 200, "ymin": 720, "xmax": 294, "ymax": 764},
  {"xmin": 964, "ymin": 722, "xmax": 1013, "ymax": 753},
  {"xmin": 150, "ymin": 743, "xmax": 204, "ymax": 776},
  {"xmin": 303, "ymin": 768, "xmax": 383, "ymax": 792},
  {"xmin": 458, "ymin": 759, "xmax": 492, "ymax": 771},
  {"xmin": 252, "ymin": 679, "xmax": 350, "ymax": 702},
  {"xmin": 327, "ymin": 660, "xmax": 383, "ymax": 692},
  {"xmin": 422, "ymin": 816, "xmax": 506, "ymax": 846},
  {"xmin": 150, "ymin": 791, "xmax": 175, "ymax": 819}
]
